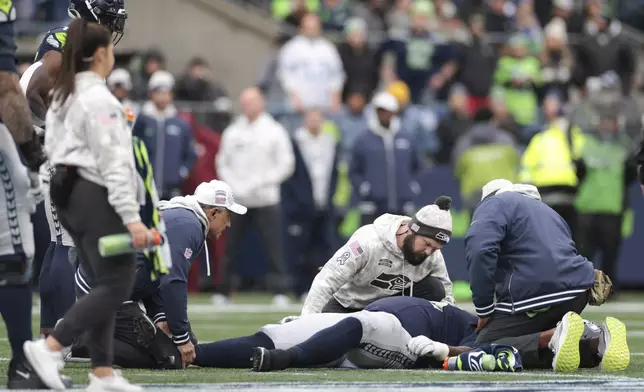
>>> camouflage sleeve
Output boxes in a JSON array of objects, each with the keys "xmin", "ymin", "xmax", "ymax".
[{"xmin": 300, "ymin": 237, "xmax": 369, "ymax": 315}]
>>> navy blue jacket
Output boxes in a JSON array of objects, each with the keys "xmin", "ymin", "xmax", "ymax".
[
  {"xmin": 75, "ymin": 207, "xmax": 205, "ymax": 346},
  {"xmin": 281, "ymin": 137, "xmax": 339, "ymax": 218},
  {"xmin": 349, "ymin": 127, "xmax": 422, "ymax": 212},
  {"xmin": 157, "ymin": 207, "xmax": 206, "ymax": 345},
  {"xmin": 465, "ymin": 192, "xmax": 595, "ymax": 317},
  {"xmin": 132, "ymin": 104, "xmax": 197, "ymax": 198}
]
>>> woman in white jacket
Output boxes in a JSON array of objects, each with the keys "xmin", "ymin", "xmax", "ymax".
[{"xmin": 24, "ymin": 19, "xmax": 146, "ymax": 392}]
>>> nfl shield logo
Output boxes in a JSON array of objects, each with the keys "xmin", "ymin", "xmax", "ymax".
[{"xmin": 184, "ymin": 248, "xmax": 193, "ymax": 260}]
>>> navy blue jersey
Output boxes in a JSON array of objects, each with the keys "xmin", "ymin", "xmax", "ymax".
[
  {"xmin": 34, "ymin": 26, "xmax": 67, "ymax": 63},
  {"xmin": 0, "ymin": 1, "xmax": 17, "ymax": 73},
  {"xmin": 365, "ymin": 296, "xmax": 477, "ymax": 347}
]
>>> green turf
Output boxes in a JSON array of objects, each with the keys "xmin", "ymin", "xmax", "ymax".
[{"xmin": 0, "ymin": 293, "xmax": 642, "ymax": 386}]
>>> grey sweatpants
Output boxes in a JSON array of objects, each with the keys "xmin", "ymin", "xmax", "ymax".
[
  {"xmin": 475, "ymin": 291, "xmax": 590, "ymax": 369},
  {"xmin": 52, "ymin": 178, "xmax": 136, "ymax": 368}
]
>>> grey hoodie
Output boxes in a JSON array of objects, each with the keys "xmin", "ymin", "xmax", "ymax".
[
  {"xmin": 158, "ymin": 195, "xmax": 211, "ymax": 275},
  {"xmin": 301, "ymin": 213, "xmax": 454, "ymax": 314}
]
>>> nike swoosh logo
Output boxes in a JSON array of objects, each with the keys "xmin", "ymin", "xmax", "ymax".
[{"xmin": 16, "ymin": 370, "xmax": 30, "ymax": 379}]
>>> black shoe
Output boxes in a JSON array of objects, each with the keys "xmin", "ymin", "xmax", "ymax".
[
  {"xmin": 7, "ymin": 360, "xmax": 46, "ymax": 389},
  {"xmin": 251, "ymin": 347, "xmax": 291, "ymax": 372},
  {"xmin": 7, "ymin": 359, "xmax": 73, "ymax": 390}
]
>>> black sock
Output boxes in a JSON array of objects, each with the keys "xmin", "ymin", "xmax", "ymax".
[
  {"xmin": 287, "ymin": 316, "xmax": 363, "ymax": 367},
  {"xmin": 0, "ymin": 285, "xmax": 33, "ymax": 363},
  {"xmin": 193, "ymin": 332, "xmax": 274, "ymax": 368}
]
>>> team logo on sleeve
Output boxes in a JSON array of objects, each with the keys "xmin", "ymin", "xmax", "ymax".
[
  {"xmin": 348, "ymin": 240, "xmax": 364, "ymax": 257},
  {"xmin": 184, "ymin": 248, "xmax": 193, "ymax": 260}
]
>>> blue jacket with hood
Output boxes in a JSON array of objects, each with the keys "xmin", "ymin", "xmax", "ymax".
[
  {"xmin": 76, "ymin": 195, "xmax": 210, "ymax": 346},
  {"xmin": 465, "ymin": 184, "xmax": 594, "ymax": 317}
]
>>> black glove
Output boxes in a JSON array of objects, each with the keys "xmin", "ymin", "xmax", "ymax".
[{"xmin": 18, "ymin": 132, "xmax": 46, "ymax": 172}]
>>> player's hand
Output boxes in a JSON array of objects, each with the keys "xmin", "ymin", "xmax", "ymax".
[
  {"xmin": 177, "ymin": 341, "xmax": 196, "ymax": 368},
  {"xmin": 127, "ymin": 222, "xmax": 149, "ymax": 249},
  {"xmin": 476, "ymin": 317, "xmax": 489, "ymax": 333},
  {"xmin": 407, "ymin": 335, "xmax": 436, "ymax": 357},
  {"xmin": 26, "ymin": 172, "xmax": 45, "ymax": 211},
  {"xmin": 279, "ymin": 315, "xmax": 299, "ymax": 324},
  {"xmin": 156, "ymin": 322, "xmax": 171, "ymax": 337}
]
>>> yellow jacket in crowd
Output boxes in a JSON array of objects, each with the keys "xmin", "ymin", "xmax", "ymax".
[{"xmin": 519, "ymin": 120, "xmax": 585, "ymax": 188}]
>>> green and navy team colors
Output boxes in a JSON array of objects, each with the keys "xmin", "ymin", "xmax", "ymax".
[{"xmin": 34, "ymin": 26, "xmax": 67, "ymax": 62}]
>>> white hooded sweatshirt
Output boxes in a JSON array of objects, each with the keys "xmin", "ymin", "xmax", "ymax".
[{"xmin": 301, "ymin": 214, "xmax": 454, "ymax": 315}]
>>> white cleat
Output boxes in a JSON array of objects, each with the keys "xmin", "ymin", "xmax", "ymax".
[
  {"xmin": 87, "ymin": 370, "xmax": 143, "ymax": 392},
  {"xmin": 23, "ymin": 339, "xmax": 66, "ymax": 390}
]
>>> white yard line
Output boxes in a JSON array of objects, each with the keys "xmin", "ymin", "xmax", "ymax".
[{"xmin": 186, "ymin": 302, "xmax": 644, "ymax": 315}]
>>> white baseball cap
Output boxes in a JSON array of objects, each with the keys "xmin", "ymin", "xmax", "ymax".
[
  {"xmin": 372, "ymin": 91, "xmax": 399, "ymax": 113},
  {"xmin": 194, "ymin": 180, "xmax": 247, "ymax": 215},
  {"xmin": 148, "ymin": 70, "xmax": 175, "ymax": 92},
  {"xmin": 481, "ymin": 179, "xmax": 514, "ymax": 200},
  {"xmin": 107, "ymin": 68, "xmax": 132, "ymax": 90}
]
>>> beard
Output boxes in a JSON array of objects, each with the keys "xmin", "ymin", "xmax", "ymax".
[{"xmin": 402, "ymin": 235, "xmax": 427, "ymax": 266}]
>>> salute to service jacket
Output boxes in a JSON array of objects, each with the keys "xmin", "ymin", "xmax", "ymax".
[{"xmin": 301, "ymin": 213, "xmax": 454, "ymax": 315}]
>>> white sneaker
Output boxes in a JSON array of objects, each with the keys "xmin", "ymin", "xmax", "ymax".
[
  {"xmin": 548, "ymin": 311, "xmax": 584, "ymax": 373},
  {"xmin": 211, "ymin": 293, "xmax": 230, "ymax": 307},
  {"xmin": 272, "ymin": 294, "xmax": 290, "ymax": 308},
  {"xmin": 23, "ymin": 339, "xmax": 66, "ymax": 390},
  {"xmin": 87, "ymin": 370, "xmax": 142, "ymax": 392}
]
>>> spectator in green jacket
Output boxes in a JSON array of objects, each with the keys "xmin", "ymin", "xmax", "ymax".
[
  {"xmin": 575, "ymin": 72, "xmax": 638, "ymax": 295},
  {"xmin": 494, "ymin": 34, "xmax": 541, "ymax": 128},
  {"xmin": 452, "ymin": 108, "xmax": 520, "ymax": 217}
]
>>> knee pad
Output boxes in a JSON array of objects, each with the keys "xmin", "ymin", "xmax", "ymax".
[{"xmin": 114, "ymin": 303, "xmax": 156, "ymax": 349}]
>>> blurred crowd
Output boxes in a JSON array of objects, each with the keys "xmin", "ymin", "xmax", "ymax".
[{"xmin": 21, "ymin": 0, "xmax": 644, "ymax": 301}]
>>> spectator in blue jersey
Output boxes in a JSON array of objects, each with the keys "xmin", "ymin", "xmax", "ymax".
[
  {"xmin": 133, "ymin": 71, "xmax": 197, "ymax": 200},
  {"xmin": 378, "ymin": 1, "xmax": 457, "ymax": 104},
  {"xmin": 349, "ymin": 92, "xmax": 423, "ymax": 225}
]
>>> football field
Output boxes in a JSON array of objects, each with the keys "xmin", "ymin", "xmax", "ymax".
[{"xmin": 1, "ymin": 293, "xmax": 643, "ymax": 391}]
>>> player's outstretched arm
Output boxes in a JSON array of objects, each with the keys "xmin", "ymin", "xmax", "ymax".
[
  {"xmin": 0, "ymin": 71, "xmax": 34, "ymax": 144},
  {"xmin": 408, "ymin": 335, "xmax": 472, "ymax": 362}
]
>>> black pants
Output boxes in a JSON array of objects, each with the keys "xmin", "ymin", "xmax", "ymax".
[
  {"xmin": 52, "ymin": 178, "xmax": 137, "ymax": 368},
  {"xmin": 217, "ymin": 205, "xmax": 288, "ymax": 295},
  {"xmin": 475, "ymin": 291, "xmax": 589, "ymax": 369},
  {"xmin": 321, "ymin": 275, "xmax": 448, "ymax": 313},
  {"xmin": 284, "ymin": 211, "xmax": 334, "ymax": 297},
  {"xmin": 578, "ymin": 214, "xmax": 622, "ymax": 289},
  {"xmin": 72, "ymin": 302, "xmax": 182, "ymax": 369}
]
